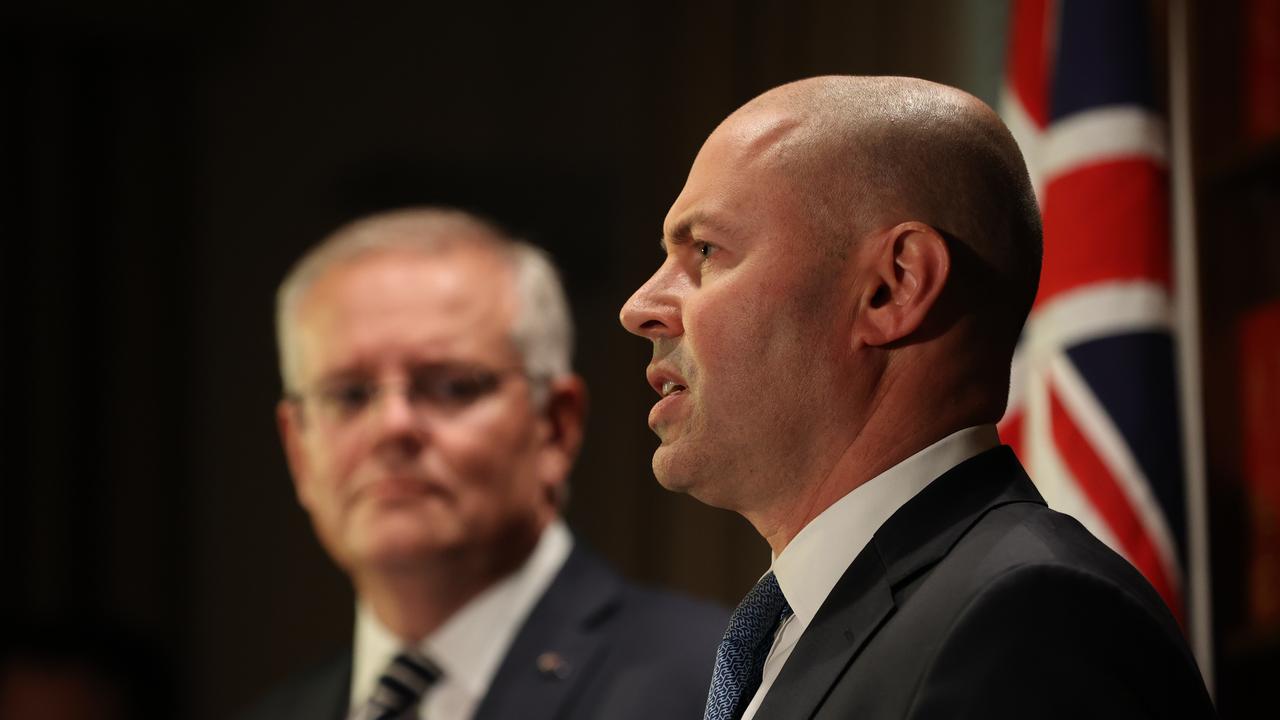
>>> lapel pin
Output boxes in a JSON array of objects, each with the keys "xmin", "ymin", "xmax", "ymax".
[{"xmin": 536, "ymin": 651, "xmax": 571, "ymax": 680}]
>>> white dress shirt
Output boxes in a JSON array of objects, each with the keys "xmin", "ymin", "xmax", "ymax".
[
  {"xmin": 738, "ymin": 425, "xmax": 1000, "ymax": 720},
  {"xmin": 348, "ymin": 519, "xmax": 573, "ymax": 720}
]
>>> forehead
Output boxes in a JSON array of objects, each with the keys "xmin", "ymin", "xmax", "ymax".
[
  {"xmin": 293, "ymin": 247, "xmax": 518, "ymax": 374},
  {"xmin": 664, "ymin": 110, "xmax": 808, "ymax": 240}
]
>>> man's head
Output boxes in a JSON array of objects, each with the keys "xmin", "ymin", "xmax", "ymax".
[
  {"xmin": 276, "ymin": 208, "xmax": 585, "ymax": 583},
  {"xmin": 620, "ymin": 76, "xmax": 1040, "ymax": 533}
]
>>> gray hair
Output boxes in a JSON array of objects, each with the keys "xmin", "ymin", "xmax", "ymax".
[{"xmin": 275, "ymin": 207, "xmax": 574, "ymax": 403}]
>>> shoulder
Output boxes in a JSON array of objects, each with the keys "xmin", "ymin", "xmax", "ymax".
[
  {"xmin": 950, "ymin": 500, "xmax": 1176, "ymax": 617},
  {"xmin": 918, "ymin": 500, "xmax": 1191, "ymax": 663},
  {"xmin": 898, "ymin": 504, "xmax": 1212, "ymax": 718},
  {"xmin": 555, "ymin": 541, "xmax": 728, "ymax": 642},
  {"xmin": 578, "ymin": 582, "xmax": 726, "ymax": 720},
  {"xmin": 562, "ymin": 545, "xmax": 726, "ymax": 660},
  {"xmin": 542, "ymin": 546, "xmax": 726, "ymax": 720},
  {"xmin": 826, "ymin": 495, "xmax": 1214, "ymax": 718},
  {"xmin": 903, "ymin": 559, "xmax": 1213, "ymax": 718},
  {"xmin": 231, "ymin": 653, "xmax": 350, "ymax": 720},
  {"xmin": 612, "ymin": 581, "xmax": 728, "ymax": 652}
]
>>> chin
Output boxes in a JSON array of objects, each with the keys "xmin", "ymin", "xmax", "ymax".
[
  {"xmin": 651, "ymin": 447, "xmax": 685, "ymax": 491},
  {"xmin": 653, "ymin": 446, "xmax": 745, "ymax": 513},
  {"xmin": 363, "ymin": 539, "xmax": 447, "ymax": 572},
  {"xmin": 652, "ymin": 447, "xmax": 705, "ymax": 496},
  {"xmin": 359, "ymin": 521, "xmax": 456, "ymax": 569}
]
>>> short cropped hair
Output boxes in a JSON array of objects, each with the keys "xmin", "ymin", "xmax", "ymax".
[
  {"xmin": 275, "ymin": 207, "xmax": 574, "ymax": 403},
  {"xmin": 760, "ymin": 76, "xmax": 1042, "ymax": 352}
]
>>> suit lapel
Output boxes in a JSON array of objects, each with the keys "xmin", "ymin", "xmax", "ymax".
[
  {"xmin": 755, "ymin": 447, "xmax": 1044, "ymax": 720},
  {"xmin": 471, "ymin": 543, "xmax": 623, "ymax": 720},
  {"xmin": 753, "ymin": 544, "xmax": 895, "ymax": 720},
  {"xmin": 310, "ymin": 656, "xmax": 352, "ymax": 720},
  {"xmin": 256, "ymin": 652, "xmax": 349, "ymax": 720}
]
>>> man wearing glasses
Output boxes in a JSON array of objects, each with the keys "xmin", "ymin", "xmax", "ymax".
[{"xmin": 242, "ymin": 208, "xmax": 724, "ymax": 720}]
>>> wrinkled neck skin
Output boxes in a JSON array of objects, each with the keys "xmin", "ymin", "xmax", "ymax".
[{"xmin": 748, "ymin": 342, "xmax": 993, "ymax": 557}]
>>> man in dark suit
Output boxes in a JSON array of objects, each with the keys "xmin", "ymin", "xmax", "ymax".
[
  {"xmin": 243, "ymin": 207, "xmax": 725, "ymax": 720},
  {"xmin": 620, "ymin": 76, "xmax": 1215, "ymax": 718}
]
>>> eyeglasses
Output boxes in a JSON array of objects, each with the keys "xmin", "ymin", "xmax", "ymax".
[{"xmin": 287, "ymin": 363, "xmax": 529, "ymax": 428}]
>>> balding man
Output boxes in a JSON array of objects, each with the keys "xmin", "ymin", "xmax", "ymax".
[
  {"xmin": 621, "ymin": 77, "xmax": 1214, "ymax": 719},
  {"xmin": 243, "ymin": 208, "xmax": 725, "ymax": 720}
]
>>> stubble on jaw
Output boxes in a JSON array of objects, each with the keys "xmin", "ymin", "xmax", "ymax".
[{"xmin": 650, "ymin": 270, "xmax": 850, "ymax": 517}]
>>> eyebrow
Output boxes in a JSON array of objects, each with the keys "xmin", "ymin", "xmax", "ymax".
[{"xmin": 661, "ymin": 211, "xmax": 735, "ymax": 251}]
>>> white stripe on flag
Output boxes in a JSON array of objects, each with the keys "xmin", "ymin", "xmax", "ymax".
[
  {"xmin": 1022, "ymin": 281, "xmax": 1172, "ymax": 359},
  {"xmin": 1022, "ymin": 356, "xmax": 1123, "ymax": 552},
  {"xmin": 1009, "ymin": 283, "xmax": 1160, "ymax": 423},
  {"xmin": 1040, "ymin": 105, "xmax": 1168, "ymax": 182},
  {"xmin": 1049, "ymin": 353, "xmax": 1184, "ymax": 594}
]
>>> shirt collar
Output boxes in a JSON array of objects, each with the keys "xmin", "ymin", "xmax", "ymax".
[
  {"xmin": 350, "ymin": 519, "xmax": 573, "ymax": 710},
  {"xmin": 772, "ymin": 425, "xmax": 999, "ymax": 629}
]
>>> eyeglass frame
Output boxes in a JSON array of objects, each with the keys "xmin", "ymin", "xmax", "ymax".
[{"xmin": 283, "ymin": 361, "xmax": 544, "ymax": 430}]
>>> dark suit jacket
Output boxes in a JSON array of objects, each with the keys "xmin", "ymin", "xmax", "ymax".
[
  {"xmin": 238, "ymin": 543, "xmax": 726, "ymax": 720},
  {"xmin": 754, "ymin": 446, "xmax": 1215, "ymax": 719}
]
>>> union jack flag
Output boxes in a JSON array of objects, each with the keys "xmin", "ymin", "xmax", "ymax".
[{"xmin": 998, "ymin": 0, "xmax": 1189, "ymax": 623}]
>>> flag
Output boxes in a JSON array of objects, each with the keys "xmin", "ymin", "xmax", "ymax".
[{"xmin": 998, "ymin": 0, "xmax": 1190, "ymax": 624}]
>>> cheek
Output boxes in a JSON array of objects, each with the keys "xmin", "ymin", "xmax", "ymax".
[
  {"xmin": 689, "ymin": 279, "xmax": 836, "ymax": 418},
  {"xmin": 299, "ymin": 430, "xmax": 375, "ymax": 517},
  {"xmin": 432, "ymin": 408, "xmax": 540, "ymax": 490},
  {"xmin": 687, "ymin": 286, "xmax": 780, "ymax": 390},
  {"xmin": 321, "ymin": 433, "xmax": 370, "ymax": 484},
  {"xmin": 431, "ymin": 423, "xmax": 544, "ymax": 531}
]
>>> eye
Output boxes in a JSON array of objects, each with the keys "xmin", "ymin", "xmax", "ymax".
[
  {"xmin": 694, "ymin": 241, "xmax": 716, "ymax": 259},
  {"xmin": 416, "ymin": 367, "xmax": 503, "ymax": 408},
  {"xmin": 320, "ymin": 380, "xmax": 374, "ymax": 417}
]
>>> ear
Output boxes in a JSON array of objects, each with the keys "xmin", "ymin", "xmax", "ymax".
[
  {"xmin": 535, "ymin": 375, "xmax": 589, "ymax": 505},
  {"xmin": 277, "ymin": 398, "xmax": 314, "ymax": 507},
  {"xmin": 855, "ymin": 221, "xmax": 950, "ymax": 347}
]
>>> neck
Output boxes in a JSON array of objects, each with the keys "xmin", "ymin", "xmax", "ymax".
[
  {"xmin": 750, "ymin": 354, "xmax": 996, "ymax": 556},
  {"xmin": 751, "ymin": 419, "xmax": 941, "ymax": 557},
  {"xmin": 353, "ymin": 524, "xmax": 545, "ymax": 643}
]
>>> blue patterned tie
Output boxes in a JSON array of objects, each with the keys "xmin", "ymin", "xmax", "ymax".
[{"xmin": 704, "ymin": 571, "xmax": 793, "ymax": 720}]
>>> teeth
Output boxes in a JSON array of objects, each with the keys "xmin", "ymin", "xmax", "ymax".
[{"xmin": 661, "ymin": 381, "xmax": 686, "ymax": 397}]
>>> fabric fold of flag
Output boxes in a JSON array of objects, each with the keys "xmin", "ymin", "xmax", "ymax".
[{"xmin": 998, "ymin": 0, "xmax": 1192, "ymax": 626}]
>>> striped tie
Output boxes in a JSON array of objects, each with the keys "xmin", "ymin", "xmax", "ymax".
[
  {"xmin": 365, "ymin": 650, "xmax": 442, "ymax": 720},
  {"xmin": 703, "ymin": 571, "xmax": 792, "ymax": 720}
]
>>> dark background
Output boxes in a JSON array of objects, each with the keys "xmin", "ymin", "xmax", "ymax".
[{"xmin": 3, "ymin": 1, "xmax": 1275, "ymax": 718}]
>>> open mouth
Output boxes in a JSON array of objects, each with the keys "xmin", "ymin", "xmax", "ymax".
[{"xmin": 660, "ymin": 380, "xmax": 687, "ymax": 397}]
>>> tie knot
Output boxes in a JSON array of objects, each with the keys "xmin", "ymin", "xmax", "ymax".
[
  {"xmin": 758, "ymin": 571, "xmax": 790, "ymax": 609},
  {"xmin": 367, "ymin": 650, "xmax": 442, "ymax": 720},
  {"xmin": 739, "ymin": 571, "xmax": 792, "ymax": 635}
]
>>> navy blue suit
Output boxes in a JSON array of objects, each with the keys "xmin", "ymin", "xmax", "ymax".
[
  {"xmin": 753, "ymin": 447, "xmax": 1214, "ymax": 719},
  {"xmin": 238, "ymin": 543, "xmax": 726, "ymax": 720}
]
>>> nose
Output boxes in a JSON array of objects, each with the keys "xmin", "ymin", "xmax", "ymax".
[
  {"xmin": 369, "ymin": 380, "xmax": 426, "ymax": 458},
  {"xmin": 620, "ymin": 259, "xmax": 684, "ymax": 339}
]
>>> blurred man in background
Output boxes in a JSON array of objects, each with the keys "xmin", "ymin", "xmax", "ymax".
[{"xmin": 243, "ymin": 207, "xmax": 723, "ymax": 720}]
